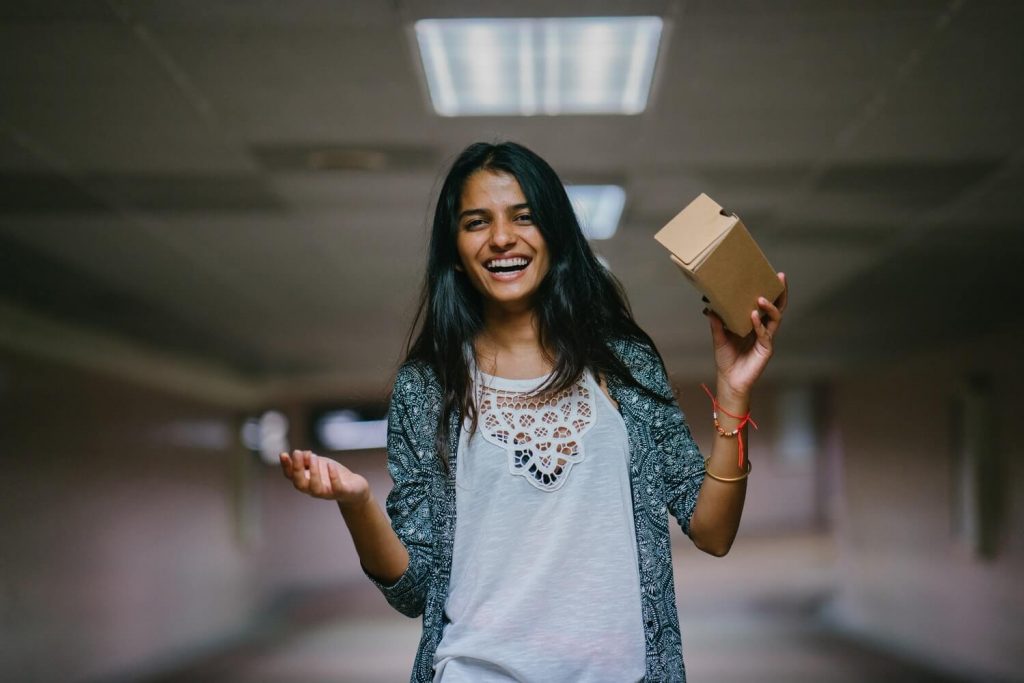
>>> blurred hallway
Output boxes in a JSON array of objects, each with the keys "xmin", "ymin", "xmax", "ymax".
[
  {"xmin": 129, "ymin": 535, "xmax": 972, "ymax": 683},
  {"xmin": 3, "ymin": 2, "xmax": 1023, "ymax": 682},
  {"xmin": 4, "ymin": 330, "xmax": 1022, "ymax": 683}
]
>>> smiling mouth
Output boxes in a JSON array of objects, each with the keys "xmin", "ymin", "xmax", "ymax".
[{"xmin": 484, "ymin": 256, "xmax": 531, "ymax": 274}]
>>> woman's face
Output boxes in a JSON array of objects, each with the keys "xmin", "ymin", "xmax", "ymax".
[{"xmin": 456, "ymin": 170, "xmax": 550, "ymax": 314}]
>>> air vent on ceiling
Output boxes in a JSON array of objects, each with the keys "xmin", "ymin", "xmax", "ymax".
[{"xmin": 251, "ymin": 144, "xmax": 439, "ymax": 172}]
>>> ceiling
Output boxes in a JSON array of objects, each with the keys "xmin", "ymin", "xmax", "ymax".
[{"xmin": 1, "ymin": 0, "xmax": 1022, "ymax": 406}]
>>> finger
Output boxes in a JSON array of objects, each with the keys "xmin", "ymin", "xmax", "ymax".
[
  {"xmin": 774, "ymin": 272, "xmax": 788, "ymax": 312},
  {"xmin": 318, "ymin": 458, "xmax": 332, "ymax": 495},
  {"xmin": 303, "ymin": 450, "xmax": 316, "ymax": 485},
  {"xmin": 279, "ymin": 452, "xmax": 292, "ymax": 480},
  {"xmin": 757, "ymin": 296, "xmax": 783, "ymax": 333},
  {"xmin": 751, "ymin": 308, "xmax": 773, "ymax": 353},
  {"xmin": 704, "ymin": 308, "xmax": 728, "ymax": 347},
  {"xmin": 292, "ymin": 450, "xmax": 311, "ymax": 492},
  {"xmin": 328, "ymin": 460, "xmax": 346, "ymax": 492},
  {"xmin": 308, "ymin": 452, "xmax": 324, "ymax": 495},
  {"xmin": 311, "ymin": 458, "xmax": 327, "ymax": 497},
  {"xmin": 759, "ymin": 296, "xmax": 781, "ymax": 318},
  {"xmin": 290, "ymin": 449, "xmax": 305, "ymax": 478}
]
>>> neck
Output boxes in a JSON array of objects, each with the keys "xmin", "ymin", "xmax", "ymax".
[
  {"xmin": 482, "ymin": 303, "xmax": 539, "ymax": 348},
  {"xmin": 476, "ymin": 304, "xmax": 551, "ymax": 378}
]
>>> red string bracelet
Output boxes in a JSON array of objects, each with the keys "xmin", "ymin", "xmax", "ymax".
[{"xmin": 700, "ymin": 383, "xmax": 757, "ymax": 469}]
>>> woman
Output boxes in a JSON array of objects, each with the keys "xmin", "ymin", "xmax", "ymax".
[{"xmin": 280, "ymin": 142, "xmax": 787, "ymax": 682}]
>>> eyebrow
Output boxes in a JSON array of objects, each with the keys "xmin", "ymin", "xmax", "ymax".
[{"xmin": 458, "ymin": 202, "xmax": 531, "ymax": 220}]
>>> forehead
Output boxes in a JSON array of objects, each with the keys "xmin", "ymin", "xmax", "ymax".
[{"xmin": 459, "ymin": 170, "xmax": 527, "ymax": 211}]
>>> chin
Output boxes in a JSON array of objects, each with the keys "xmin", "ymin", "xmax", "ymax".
[{"xmin": 484, "ymin": 290, "xmax": 536, "ymax": 311}]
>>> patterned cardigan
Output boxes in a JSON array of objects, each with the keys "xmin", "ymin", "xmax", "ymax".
[{"xmin": 367, "ymin": 338, "xmax": 707, "ymax": 682}]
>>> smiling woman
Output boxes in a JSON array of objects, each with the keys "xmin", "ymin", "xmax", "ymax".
[
  {"xmin": 455, "ymin": 170, "xmax": 550, "ymax": 316},
  {"xmin": 280, "ymin": 141, "xmax": 788, "ymax": 683}
]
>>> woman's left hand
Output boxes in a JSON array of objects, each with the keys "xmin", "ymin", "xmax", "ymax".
[{"xmin": 708, "ymin": 272, "xmax": 788, "ymax": 397}]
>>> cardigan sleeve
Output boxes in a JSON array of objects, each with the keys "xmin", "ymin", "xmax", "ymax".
[
  {"xmin": 363, "ymin": 363, "xmax": 436, "ymax": 617},
  {"xmin": 626, "ymin": 340, "xmax": 707, "ymax": 538}
]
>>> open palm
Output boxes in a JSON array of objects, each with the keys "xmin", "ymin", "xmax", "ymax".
[{"xmin": 279, "ymin": 450, "xmax": 370, "ymax": 508}]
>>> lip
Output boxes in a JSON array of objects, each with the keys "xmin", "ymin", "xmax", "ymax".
[{"xmin": 487, "ymin": 267, "xmax": 528, "ymax": 282}]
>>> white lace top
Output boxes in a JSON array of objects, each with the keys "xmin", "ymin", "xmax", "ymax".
[
  {"xmin": 477, "ymin": 367, "xmax": 595, "ymax": 492},
  {"xmin": 433, "ymin": 368, "xmax": 646, "ymax": 683}
]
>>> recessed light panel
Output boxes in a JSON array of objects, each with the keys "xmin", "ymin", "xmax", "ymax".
[
  {"xmin": 415, "ymin": 17, "xmax": 663, "ymax": 116},
  {"xmin": 567, "ymin": 185, "xmax": 626, "ymax": 240}
]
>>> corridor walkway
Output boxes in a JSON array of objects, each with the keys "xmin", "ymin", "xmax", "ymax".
[{"xmin": 138, "ymin": 534, "xmax": 975, "ymax": 683}]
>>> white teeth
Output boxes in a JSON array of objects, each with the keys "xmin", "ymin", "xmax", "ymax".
[{"xmin": 487, "ymin": 257, "xmax": 529, "ymax": 268}]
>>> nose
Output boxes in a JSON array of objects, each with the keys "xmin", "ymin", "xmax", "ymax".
[{"xmin": 489, "ymin": 217, "xmax": 517, "ymax": 250}]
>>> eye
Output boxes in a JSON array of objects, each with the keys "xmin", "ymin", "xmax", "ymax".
[
  {"xmin": 463, "ymin": 218, "xmax": 487, "ymax": 230},
  {"xmin": 515, "ymin": 213, "xmax": 534, "ymax": 224}
]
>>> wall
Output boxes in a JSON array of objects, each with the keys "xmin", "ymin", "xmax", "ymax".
[
  {"xmin": 674, "ymin": 379, "xmax": 833, "ymax": 537},
  {"xmin": 826, "ymin": 330, "xmax": 1024, "ymax": 681},
  {"xmin": 0, "ymin": 349, "xmax": 395, "ymax": 683}
]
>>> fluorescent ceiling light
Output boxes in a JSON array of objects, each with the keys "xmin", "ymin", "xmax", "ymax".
[
  {"xmin": 415, "ymin": 17, "xmax": 663, "ymax": 116},
  {"xmin": 567, "ymin": 185, "xmax": 626, "ymax": 239}
]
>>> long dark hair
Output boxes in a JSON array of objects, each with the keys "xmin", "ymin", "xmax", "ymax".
[{"xmin": 405, "ymin": 141, "xmax": 664, "ymax": 469}]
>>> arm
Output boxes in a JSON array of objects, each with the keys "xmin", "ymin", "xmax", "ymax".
[
  {"xmin": 687, "ymin": 382, "xmax": 750, "ymax": 557},
  {"xmin": 280, "ymin": 449, "xmax": 408, "ymax": 583},
  {"xmin": 365, "ymin": 364, "xmax": 438, "ymax": 616},
  {"xmin": 279, "ymin": 363, "xmax": 437, "ymax": 616},
  {"xmin": 688, "ymin": 274, "xmax": 788, "ymax": 556}
]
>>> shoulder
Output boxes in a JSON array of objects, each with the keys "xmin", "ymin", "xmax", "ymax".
[
  {"xmin": 392, "ymin": 359, "xmax": 440, "ymax": 398},
  {"xmin": 389, "ymin": 360, "xmax": 444, "ymax": 429},
  {"xmin": 388, "ymin": 361, "xmax": 445, "ymax": 450},
  {"xmin": 608, "ymin": 336, "xmax": 661, "ymax": 367},
  {"xmin": 607, "ymin": 336, "xmax": 674, "ymax": 401}
]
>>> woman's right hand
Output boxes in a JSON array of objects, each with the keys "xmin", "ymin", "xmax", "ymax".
[{"xmin": 279, "ymin": 449, "xmax": 371, "ymax": 509}]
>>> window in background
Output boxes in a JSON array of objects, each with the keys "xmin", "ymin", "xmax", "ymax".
[{"xmin": 315, "ymin": 409, "xmax": 388, "ymax": 452}]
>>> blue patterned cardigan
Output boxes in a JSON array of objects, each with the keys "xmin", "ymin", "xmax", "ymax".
[{"xmin": 367, "ymin": 338, "xmax": 707, "ymax": 682}]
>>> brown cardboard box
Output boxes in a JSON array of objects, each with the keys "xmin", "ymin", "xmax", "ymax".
[{"xmin": 654, "ymin": 193, "xmax": 783, "ymax": 337}]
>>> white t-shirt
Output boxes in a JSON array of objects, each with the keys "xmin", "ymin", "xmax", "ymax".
[{"xmin": 433, "ymin": 368, "xmax": 646, "ymax": 683}]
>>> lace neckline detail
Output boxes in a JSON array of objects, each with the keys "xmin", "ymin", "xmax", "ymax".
[{"xmin": 473, "ymin": 369, "xmax": 597, "ymax": 492}]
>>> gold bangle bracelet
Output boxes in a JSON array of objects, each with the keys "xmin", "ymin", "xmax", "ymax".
[{"xmin": 703, "ymin": 455, "xmax": 752, "ymax": 482}]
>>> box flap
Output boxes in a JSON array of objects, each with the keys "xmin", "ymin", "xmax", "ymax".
[{"xmin": 654, "ymin": 193, "xmax": 737, "ymax": 266}]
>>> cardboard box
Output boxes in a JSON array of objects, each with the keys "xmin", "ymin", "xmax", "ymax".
[{"xmin": 654, "ymin": 193, "xmax": 783, "ymax": 337}]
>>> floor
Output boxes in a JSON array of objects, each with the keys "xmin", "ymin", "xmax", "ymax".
[{"xmin": 139, "ymin": 533, "xmax": 976, "ymax": 683}]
